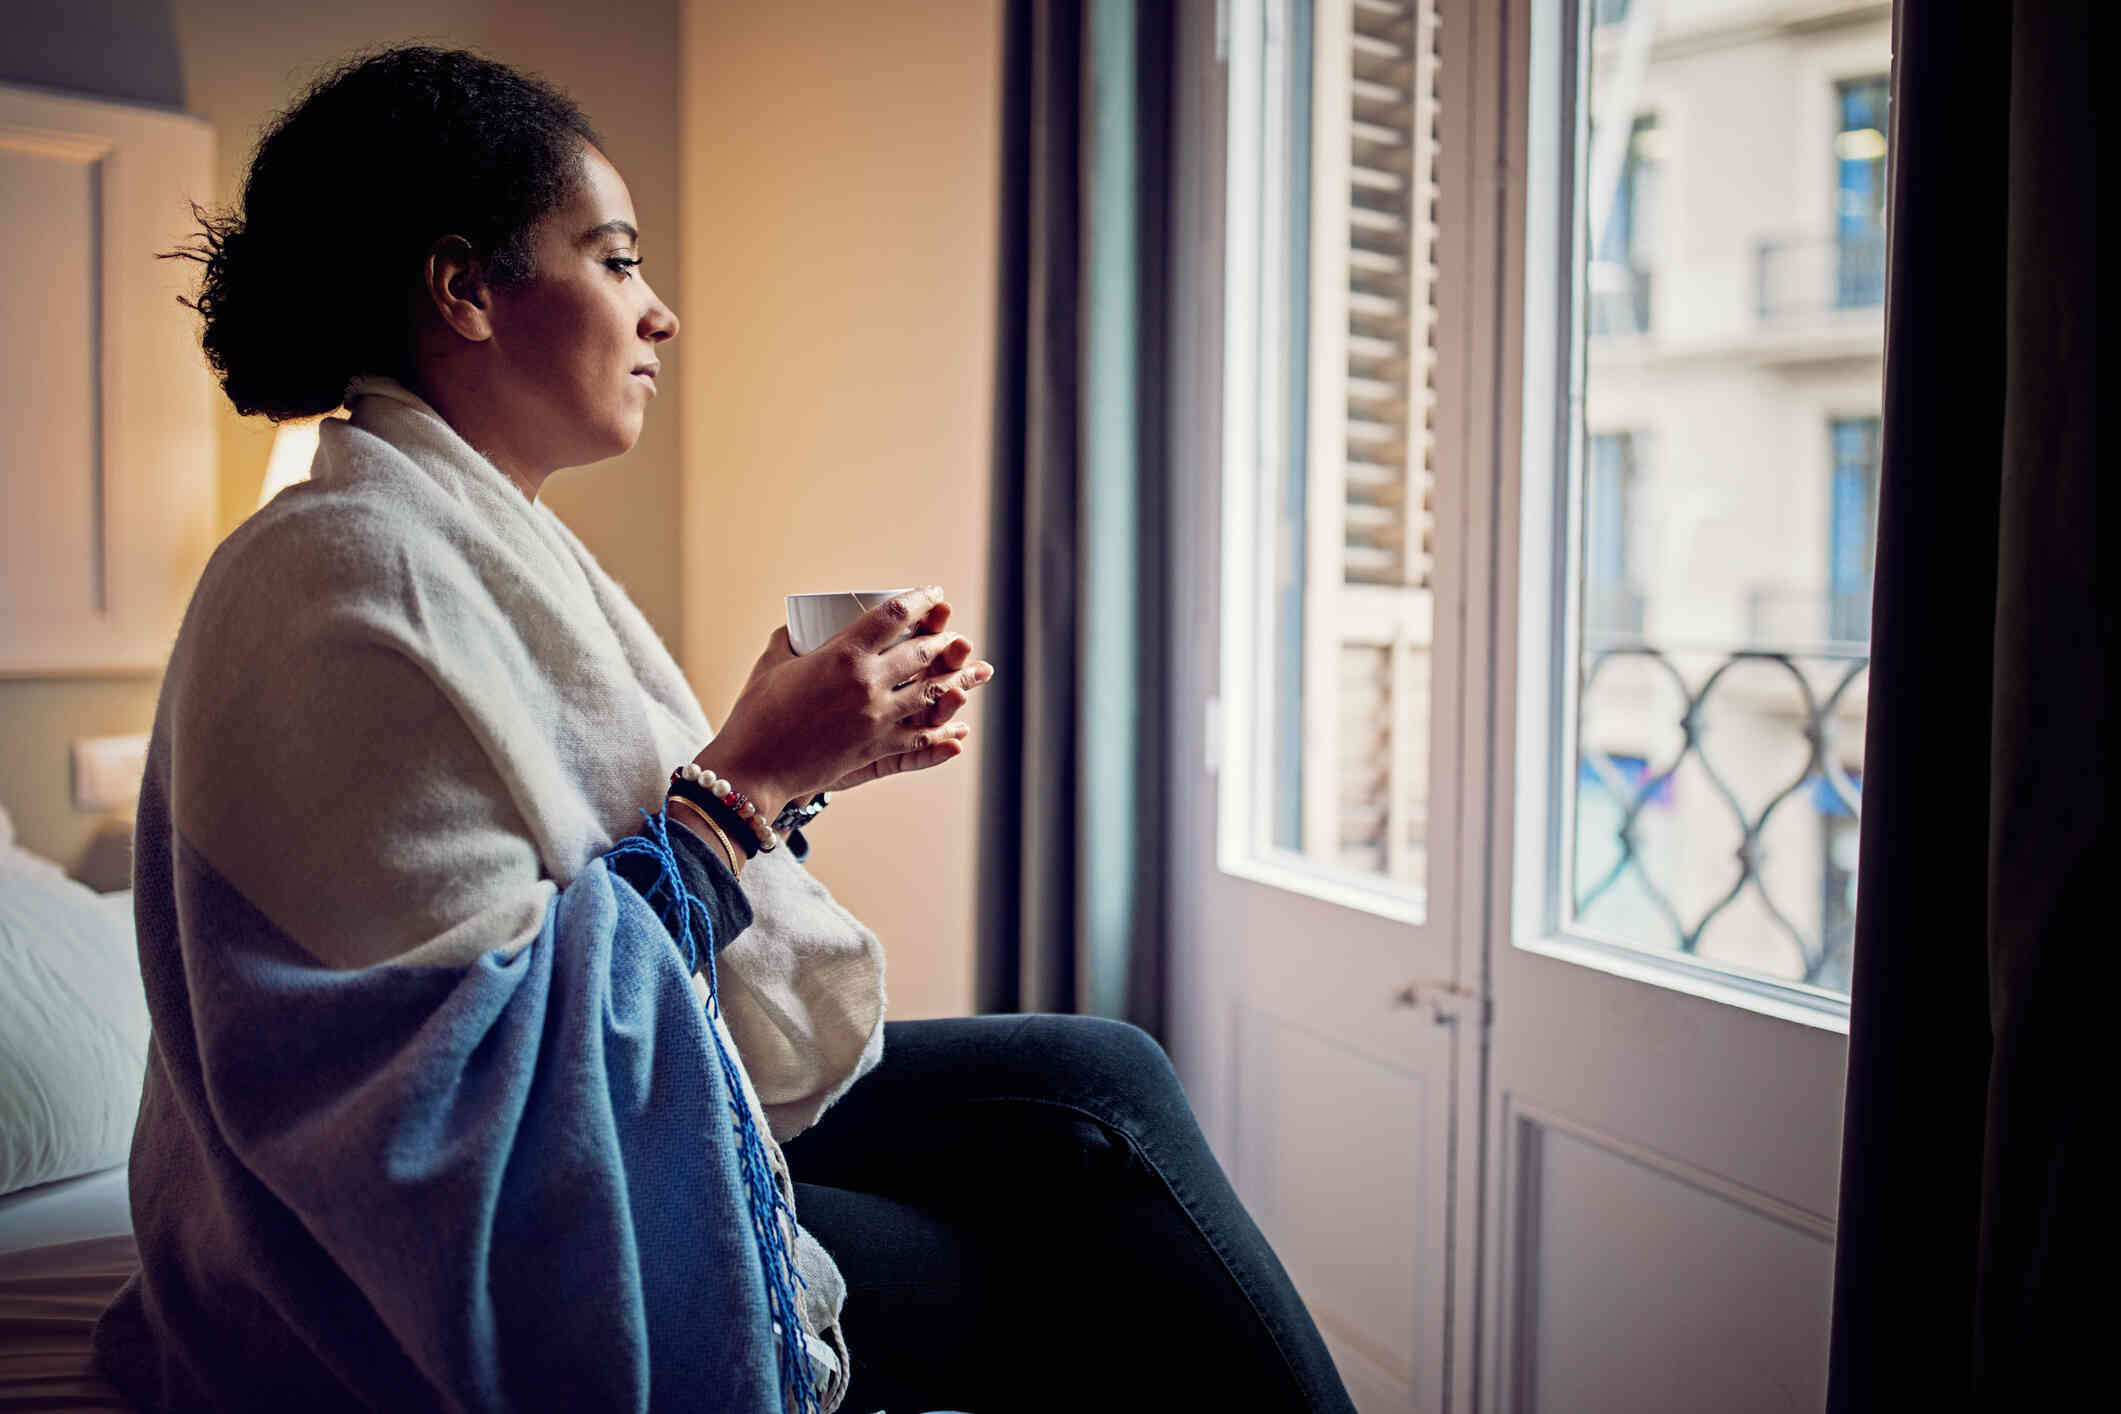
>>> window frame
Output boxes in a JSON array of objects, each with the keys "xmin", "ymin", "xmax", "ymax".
[
  {"xmin": 1215, "ymin": 0, "xmax": 1438, "ymax": 927},
  {"xmin": 1508, "ymin": 0, "xmax": 1854, "ymax": 1035}
]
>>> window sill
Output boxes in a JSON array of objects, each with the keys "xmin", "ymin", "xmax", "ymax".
[
  {"xmin": 1515, "ymin": 929, "xmax": 1852, "ymax": 1035},
  {"xmin": 1215, "ymin": 846, "xmax": 1427, "ymax": 928}
]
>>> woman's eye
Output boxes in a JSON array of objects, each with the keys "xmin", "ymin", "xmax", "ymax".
[{"xmin": 605, "ymin": 256, "xmax": 642, "ymax": 278}]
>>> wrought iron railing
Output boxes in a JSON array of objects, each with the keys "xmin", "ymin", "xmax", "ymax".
[{"xmin": 1575, "ymin": 637, "xmax": 1869, "ymax": 990}]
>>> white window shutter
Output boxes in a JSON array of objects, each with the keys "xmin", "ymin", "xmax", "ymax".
[
  {"xmin": 1346, "ymin": 0, "xmax": 1438, "ymax": 592},
  {"xmin": 1304, "ymin": 0, "xmax": 1439, "ymax": 883}
]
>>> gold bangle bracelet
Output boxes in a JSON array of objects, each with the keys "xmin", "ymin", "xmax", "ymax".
[
  {"xmin": 669, "ymin": 795, "xmax": 739, "ymax": 874},
  {"xmin": 688, "ymin": 802, "xmax": 744, "ymax": 877},
  {"xmin": 667, "ymin": 794, "xmax": 742, "ymax": 876},
  {"xmin": 699, "ymin": 816, "xmax": 745, "ymax": 879}
]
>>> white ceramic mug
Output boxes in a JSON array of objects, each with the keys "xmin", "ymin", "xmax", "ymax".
[{"xmin": 785, "ymin": 589, "xmax": 920, "ymax": 656}]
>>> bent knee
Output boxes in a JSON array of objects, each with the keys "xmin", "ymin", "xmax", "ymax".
[{"xmin": 1021, "ymin": 1014, "xmax": 1184, "ymax": 1111}]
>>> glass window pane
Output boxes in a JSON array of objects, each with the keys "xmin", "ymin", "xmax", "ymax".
[{"xmin": 1566, "ymin": 0, "xmax": 1890, "ymax": 996}]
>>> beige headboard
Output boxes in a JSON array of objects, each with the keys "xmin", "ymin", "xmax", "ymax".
[{"xmin": 0, "ymin": 82, "xmax": 216, "ymax": 675}]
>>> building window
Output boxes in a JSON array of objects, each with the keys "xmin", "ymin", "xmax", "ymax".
[
  {"xmin": 1828, "ymin": 417, "xmax": 1879, "ymax": 642},
  {"xmin": 1834, "ymin": 76, "xmax": 1889, "ymax": 309},
  {"xmin": 1589, "ymin": 115, "xmax": 1658, "ymax": 336},
  {"xmin": 1585, "ymin": 432, "xmax": 1644, "ymax": 636},
  {"xmin": 1816, "ymin": 769, "xmax": 1861, "ymax": 993}
]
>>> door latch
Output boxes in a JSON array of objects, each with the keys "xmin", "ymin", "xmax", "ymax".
[{"xmin": 1393, "ymin": 977, "xmax": 1487, "ymax": 1026}]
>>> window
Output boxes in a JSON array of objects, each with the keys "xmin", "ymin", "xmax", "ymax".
[
  {"xmin": 1584, "ymin": 431, "xmax": 1643, "ymax": 635},
  {"xmin": 1537, "ymin": 0, "xmax": 1889, "ymax": 1006},
  {"xmin": 1588, "ymin": 115, "xmax": 1657, "ymax": 336},
  {"xmin": 1758, "ymin": 71, "xmax": 1890, "ymax": 321},
  {"xmin": 1816, "ymin": 768, "xmax": 1861, "ymax": 993},
  {"xmin": 1828, "ymin": 417, "xmax": 1880, "ymax": 642},
  {"xmin": 1222, "ymin": 0, "xmax": 1440, "ymax": 914},
  {"xmin": 1834, "ymin": 77, "xmax": 1889, "ymax": 309}
]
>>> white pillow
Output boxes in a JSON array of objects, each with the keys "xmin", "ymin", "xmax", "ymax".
[
  {"xmin": 0, "ymin": 842, "xmax": 149, "ymax": 1196},
  {"xmin": 0, "ymin": 801, "xmax": 68, "ymax": 883}
]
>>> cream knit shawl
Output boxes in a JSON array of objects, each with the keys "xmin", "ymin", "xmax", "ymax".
[{"xmin": 172, "ymin": 376, "xmax": 883, "ymax": 1400}]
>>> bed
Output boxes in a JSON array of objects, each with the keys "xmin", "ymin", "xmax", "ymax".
[
  {"xmin": 0, "ymin": 1176, "xmax": 137, "ymax": 1409},
  {"xmin": 0, "ymin": 804, "xmax": 145, "ymax": 1409}
]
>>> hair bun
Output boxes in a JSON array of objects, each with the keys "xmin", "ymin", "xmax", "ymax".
[{"xmin": 167, "ymin": 46, "xmax": 598, "ymax": 422}]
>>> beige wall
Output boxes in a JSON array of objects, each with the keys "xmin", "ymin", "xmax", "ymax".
[
  {"xmin": 0, "ymin": 676, "xmax": 163, "ymax": 890},
  {"xmin": 0, "ymin": 0, "xmax": 684, "ymax": 876},
  {"xmin": 679, "ymin": 1, "xmax": 1001, "ymax": 1019}
]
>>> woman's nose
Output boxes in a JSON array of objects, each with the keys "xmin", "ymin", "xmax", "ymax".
[{"xmin": 643, "ymin": 291, "xmax": 678, "ymax": 343}]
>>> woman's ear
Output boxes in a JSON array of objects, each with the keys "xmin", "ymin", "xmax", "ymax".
[{"xmin": 422, "ymin": 235, "xmax": 494, "ymax": 342}]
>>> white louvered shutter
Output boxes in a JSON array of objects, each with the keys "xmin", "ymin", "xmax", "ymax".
[{"xmin": 1303, "ymin": 0, "xmax": 1439, "ymax": 886}]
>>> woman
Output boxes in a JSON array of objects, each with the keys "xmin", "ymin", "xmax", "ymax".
[{"xmin": 96, "ymin": 46, "xmax": 1357, "ymax": 1414}]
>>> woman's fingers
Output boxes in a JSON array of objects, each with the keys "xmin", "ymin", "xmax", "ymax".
[
  {"xmin": 899, "ymin": 685, "xmax": 971, "ymax": 729},
  {"xmin": 895, "ymin": 659, "xmax": 995, "ymax": 727},
  {"xmin": 880, "ymin": 627, "xmax": 975, "ymax": 688},
  {"xmin": 895, "ymin": 721, "xmax": 970, "ymax": 757},
  {"xmin": 888, "ymin": 723, "xmax": 971, "ymax": 773},
  {"xmin": 848, "ymin": 587, "xmax": 950, "ymax": 653},
  {"xmin": 823, "ymin": 724, "xmax": 970, "ymax": 792}
]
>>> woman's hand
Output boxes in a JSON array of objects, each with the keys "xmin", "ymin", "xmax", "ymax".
[{"xmin": 695, "ymin": 587, "xmax": 996, "ymax": 817}]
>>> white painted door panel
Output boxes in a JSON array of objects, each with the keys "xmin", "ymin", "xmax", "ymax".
[
  {"xmin": 1166, "ymin": 1, "xmax": 1484, "ymax": 1408},
  {"xmin": 1477, "ymin": 1, "xmax": 1854, "ymax": 1408}
]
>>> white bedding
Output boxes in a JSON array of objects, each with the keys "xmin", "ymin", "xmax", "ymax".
[
  {"xmin": 1, "ymin": 800, "xmax": 150, "ymax": 1202},
  {"xmin": 0, "ymin": 1163, "xmax": 132, "ymax": 1257},
  {"xmin": 0, "ymin": 807, "xmax": 142, "ymax": 1405}
]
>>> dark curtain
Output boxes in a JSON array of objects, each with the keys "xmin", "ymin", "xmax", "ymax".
[
  {"xmin": 1828, "ymin": 2, "xmax": 2104, "ymax": 1407},
  {"xmin": 975, "ymin": 0, "xmax": 1175, "ymax": 1034}
]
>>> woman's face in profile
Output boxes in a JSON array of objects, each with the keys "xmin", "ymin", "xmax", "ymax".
[{"xmin": 487, "ymin": 143, "xmax": 677, "ymax": 470}]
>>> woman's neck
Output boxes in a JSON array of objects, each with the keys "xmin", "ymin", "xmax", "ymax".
[{"xmin": 403, "ymin": 373, "xmax": 551, "ymax": 502}]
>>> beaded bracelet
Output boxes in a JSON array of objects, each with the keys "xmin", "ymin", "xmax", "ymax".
[
  {"xmin": 668, "ymin": 779, "xmax": 763, "ymax": 858},
  {"xmin": 772, "ymin": 790, "xmax": 833, "ymax": 835},
  {"xmin": 671, "ymin": 763, "xmax": 779, "ymax": 854}
]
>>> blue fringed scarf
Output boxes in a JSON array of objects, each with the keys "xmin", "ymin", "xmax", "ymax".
[
  {"xmin": 609, "ymin": 809, "xmax": 821, "ymax": 1414},
  {"xmin": 93, "ymin": 760, "xmax": 818, "ymax": 1410}
]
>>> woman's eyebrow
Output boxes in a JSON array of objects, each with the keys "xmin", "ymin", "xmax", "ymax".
[{"xmin": 578, "ymin": 219, "xmax": 639, "ymax": 245}]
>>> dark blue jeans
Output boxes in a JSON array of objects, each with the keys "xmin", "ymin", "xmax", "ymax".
[{"xmin": 783, "ymin": 1015, "xmax": 1359, "ymax": 1414}]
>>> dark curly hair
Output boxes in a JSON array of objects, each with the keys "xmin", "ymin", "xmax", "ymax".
[{"xmin": 170, "ymin": 46, "xmax": 600, "ymax": 420}]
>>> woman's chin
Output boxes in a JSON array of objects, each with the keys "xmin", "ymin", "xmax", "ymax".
[{"xmin": 583, "ymin": 417, "xmax": 647, "ymax": 466}]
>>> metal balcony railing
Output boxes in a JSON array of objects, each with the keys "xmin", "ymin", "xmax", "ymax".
[
  {"xmin": 1756, "ymin": 232, "xmax": 1887, "ymax": 319},
  {"xmin": 1575, "ymin": 638, "xmax": 1869, "ymax": 989}
]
